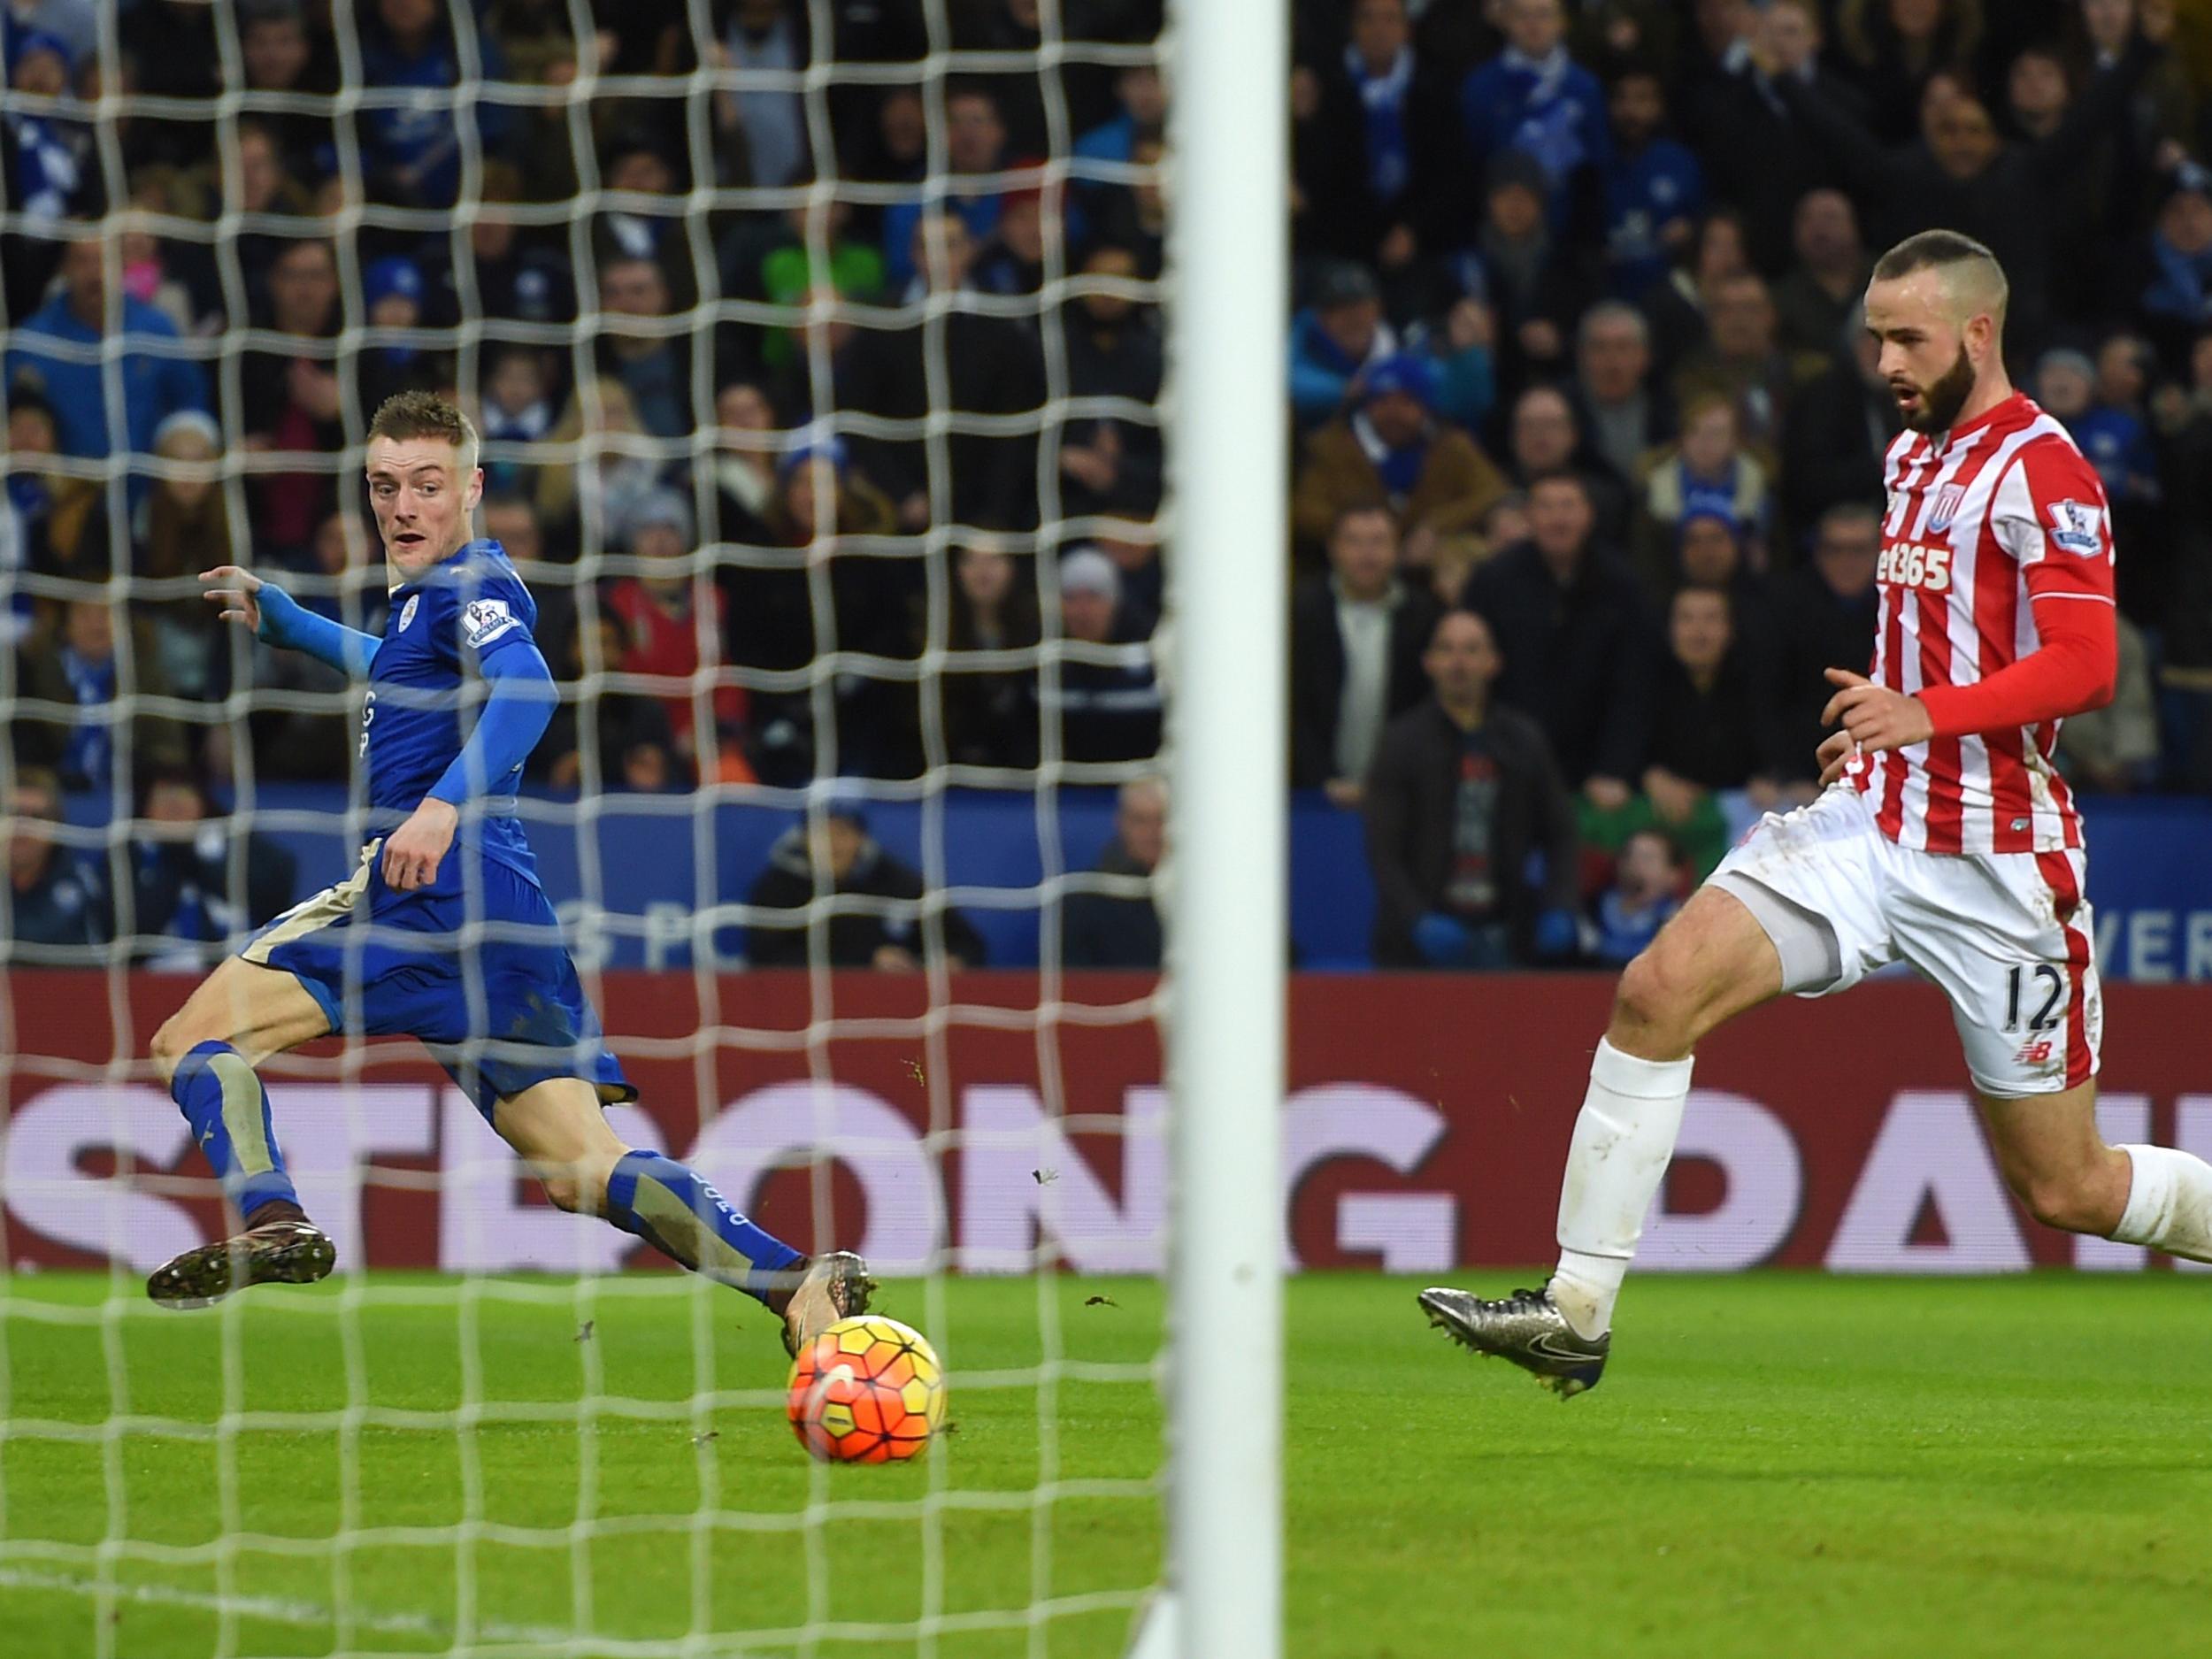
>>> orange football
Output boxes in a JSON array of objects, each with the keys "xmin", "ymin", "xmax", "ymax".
[{"xmin": 786, "ymin": 1315, "xmax": 948, "ymax": 1463}]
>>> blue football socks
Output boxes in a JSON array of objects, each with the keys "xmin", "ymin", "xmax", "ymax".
[
  {"xmin": 172, "ymin": 1040, "xmax": 301, "ymax": 1223},
  {"xmin": 603, "ymin": 1150, "xmax": 804, "ymax": 1305}
]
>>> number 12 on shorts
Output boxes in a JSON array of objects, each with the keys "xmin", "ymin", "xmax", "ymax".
[{"xmin": 2004, "ymin": 964, "xmax": 2065, "ymax": 1034}]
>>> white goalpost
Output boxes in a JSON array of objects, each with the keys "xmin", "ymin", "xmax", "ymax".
[{"xmin": 1160, "ymin": 0, "xmax": 1286, "ymax": 1656}]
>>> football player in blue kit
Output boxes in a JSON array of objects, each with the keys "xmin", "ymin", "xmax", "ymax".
[{"xmin": 145, "ymin": 392, "xmax": 873, "ymax": 1354}]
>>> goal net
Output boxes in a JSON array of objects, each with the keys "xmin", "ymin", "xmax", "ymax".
[{"xmin": 0, "ymin": 1, "xmax": 1283, "ymax": 1655}]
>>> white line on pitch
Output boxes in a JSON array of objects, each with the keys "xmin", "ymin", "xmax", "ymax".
[{"xmin": 0, "ymin": 1565, "xmax": 572, "ymax": 1645}]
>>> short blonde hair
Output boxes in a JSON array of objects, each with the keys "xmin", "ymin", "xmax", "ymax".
[{"xmin": 366, "ymin": 390, "xmax": 480, "ymax": 475}]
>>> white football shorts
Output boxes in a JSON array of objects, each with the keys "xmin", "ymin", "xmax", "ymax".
[{"xmin": 1708, "ymin": 784, "xmax": 2101, "ymax": 1098}]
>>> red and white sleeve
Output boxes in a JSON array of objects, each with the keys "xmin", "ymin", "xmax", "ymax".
[{"xmin": 1916, "ymin": 442, "xmax": 2117, "ymax": 739}]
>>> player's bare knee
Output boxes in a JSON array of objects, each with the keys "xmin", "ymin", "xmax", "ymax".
[
  {"xmin": 2015, "ymin": 1170, "xmax": 2108, "ymax": 1235},
  {"xmin": 541, "ymin": 1148, "xmax": 624, "ymax": 1217},
  {"xmin": 149, "ymin": 1013, "xmax": 204, "ymax": 1087},
  {"xmin": 541, "ymin": 1170, "xmax": 598, "ymax": 1215},
  {"xmin": 1610, "ymin": 949, "xmax": 1701, "ymax": 1056}
]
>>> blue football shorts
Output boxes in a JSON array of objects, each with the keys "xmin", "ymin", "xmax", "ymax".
[{"xmin": 242, "ymin": 839, "xmax": 634, "ymax": 1119}]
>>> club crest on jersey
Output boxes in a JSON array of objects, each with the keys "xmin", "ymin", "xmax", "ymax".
[
  {"xmin": 1926, "ymin": 484, "xmax": 1965, "ymax": 533},
  {"xmin": 397, "ymin": 595, "xmax": 419, "ymax": 633},
  {"xmin": 2047, "ymin": 499, "xmax": 2103, "ymax": 555},
  {"xmin": 462, "ymin": 597, "xmax": 518, "ymax": 648}
]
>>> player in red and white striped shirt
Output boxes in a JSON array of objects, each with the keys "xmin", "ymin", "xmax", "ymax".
[
  {"xmin": 1419, "ymin": 231, "xmax": 2212, "ymax": 1395},
  {"xmin": 1839, "ymin": 384, "xmax": 2114, "ymax": 857}
]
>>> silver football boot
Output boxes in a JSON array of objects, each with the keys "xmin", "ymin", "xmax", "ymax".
[
  {"xmin": 147, "ymin": 1219, "xmax": 337, "ymax": 1310},
  {"xmin": 1417, "ymin": 1282, "xmax": 1609, "ymax": 1397},
  {"xmin": 779, "ymin": 1250, "xmax": 877, "ymax": 1357}
]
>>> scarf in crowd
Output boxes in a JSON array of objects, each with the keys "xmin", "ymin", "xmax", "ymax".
[
  {"xmin": 1498, "ymin": 45, "xmax": 1586, "ymax": 184},
  {"xmin": 1347, "ymin": 43, "xmax": 1415, "ymax": 204},
  {"xmin": 59, "ymin": 643, "xmax": 114, "ymax": 785},
  {"xmin": 1351, "ymin": 409, "xmax": 1429, "ymax": 505},
  {"xmin": 6, "ymin": 109, "xmax": 82, "ymax": 220},
  {"xmin": 1672, "ymin": 457, "xmax": 1740, "ymax": 526}
]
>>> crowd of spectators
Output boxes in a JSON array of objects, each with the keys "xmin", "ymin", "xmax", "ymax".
[
  {"xmin": 7, "ymin": 0, "xmax": 2212, "ymax": 970},
  {"xmin": 4, "ymin": 0, "xmax": 1170, "ymax": 808},
  {"xmin": 1292, "ymin": 0, "xmax": 2212, "ymax": 967}
]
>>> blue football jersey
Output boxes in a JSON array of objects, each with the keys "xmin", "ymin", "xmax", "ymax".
[{"xmin": 364, "ymin": 539, "xmax": 541, "ymax": 880}]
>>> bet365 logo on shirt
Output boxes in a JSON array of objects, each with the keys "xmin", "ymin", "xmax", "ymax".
[{"xmin": 1878, "ymin": 541, "xmax": 1953, "ymax": 593}]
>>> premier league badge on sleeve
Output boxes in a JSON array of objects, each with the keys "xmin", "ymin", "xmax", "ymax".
[
  {"xmin": 462, "ymin": 597, "xmax": 519, "ymax": 648},
  {"xmin": 2047, "ymin": 499, "xmax": 2104, "ymax": 555}
]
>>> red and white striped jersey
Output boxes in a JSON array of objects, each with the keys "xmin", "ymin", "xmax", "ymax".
[{"xmin": 1850, "ymin": 390, "xmax": 2116, "ymax": 855}]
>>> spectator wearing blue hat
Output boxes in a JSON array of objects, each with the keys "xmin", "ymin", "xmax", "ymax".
[
  {"xmin": 360, "ymin": 254, "xmax": 435, "ymax": 410},
  {"xmin": 1293, "ymin": 349, "xmax": 1506, "ymax": 569},
  {"xmin": 766, "ymin": 436, "xmax": 901, "ymax": 550},
  {"xmin": 364, "ymin": 254, "xmax": 423, "ymax": 323},
  {"xmin": 1289, "ymin": 262, "xmax": 1397, "ymax": 429},
  {"xmin": 1631, "ymin": 394, "xmax": 1769, "ymax": 584},
  {"xmin": 4, "ymin": 30, "xmax": 95, "ymax": 223},
  {"xmin": 4, "ymin": 4, "xmax": 96, "ymax": 73},
  {"xmin": 745, "ymin": 791, "xmax": 987, "ymax": 971}
]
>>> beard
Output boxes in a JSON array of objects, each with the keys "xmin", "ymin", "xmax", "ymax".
[{"xmin": 1897, "ymin": 343, "xmax": 1977, "ymax": 433}]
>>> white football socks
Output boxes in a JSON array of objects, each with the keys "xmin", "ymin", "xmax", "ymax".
[
  {"xmin": 1550, "ymin": 1038, "xmax": 1694, "ymax": 1340},
  {"xmin": 2111, "ymin": 1143, "xmax": 2212, "ymax": 1263}
]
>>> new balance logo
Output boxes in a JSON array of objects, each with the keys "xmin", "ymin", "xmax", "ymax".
[{"xmin": 2014, "ymin": 1040, "xmax": 2055, "ymax": 1067}]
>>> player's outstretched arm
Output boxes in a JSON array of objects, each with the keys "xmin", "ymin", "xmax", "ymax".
[
  {"xmin": 380, "ymin": 641, "xmax": 559, "ymax": 892},
  {"xmin": 202, "ymin": 565, "xmax": 381, "ymax": 678}
]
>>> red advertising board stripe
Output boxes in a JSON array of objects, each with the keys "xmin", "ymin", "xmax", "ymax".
[{"xmin": 4, "ymin": 972, "xmax": 2209, "ymax": 1274}]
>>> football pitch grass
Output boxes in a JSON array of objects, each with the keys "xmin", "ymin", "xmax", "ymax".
[{"xmin": 3, "ymin": 1271, "xmax": 2208, "ymax": 1659}]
